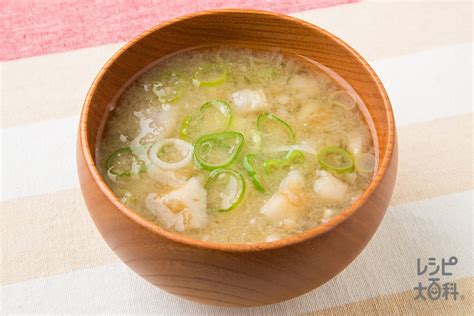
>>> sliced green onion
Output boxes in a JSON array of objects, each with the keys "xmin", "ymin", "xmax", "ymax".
[
  {"xmin": 263, "ymin": 150, "xmax": 305, "ymax": 174},
  {"xmin": 206, "ymin": 169, "xmax": 245, "ymax": 212},
  {"xmin": 257, "ymin": 112, "xmax": 295, "ymax": 145},
  {"xmin": 201, "ymin": 99, "xmax": 232, "ymax": 120},
  {"xmin": 193, "ymin": 64, "xmax": 227, "ymax": 87},
  {"xmin": 105, "ymin": 147, "xmax": 146, "ymax": 177},
  {"xmin": 179, "ymin": 115, "xmax": 193, "ymax": 139},
  {"xmin": 180, "ymin": 99, "xmax": 232, "ymax": 140},
  {"xmin": 318, "ymin": 146, "xmax": 354, "ymax": 173},
  {"xmin": 242, "ymin": 154, "xmax": 265, "ymax": 192},
  {"xmin": 147, "ymin": 138, "xmax": 193, "ymax": 170},
  {"xmin": 193, "ymin": 131, "xmax": 244, "ymax": 170},
  {"xmin": 152, "ymin": 71, "xmax": 184, "ymax": 103},
  {"xmin": 328, "ymin": 90, "xmax": 356, "ymax": 110},
  {"xmin": 355, "ymin": 153, "xmax": 376, "ymax": 174}
]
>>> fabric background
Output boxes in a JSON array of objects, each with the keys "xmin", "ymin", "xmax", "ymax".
[{"xmin": 1, "ymin": 0, "xmax": 473, "ymax": 314}]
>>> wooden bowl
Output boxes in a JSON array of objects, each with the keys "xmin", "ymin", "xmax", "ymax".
[{"xmin": 77, "ymin": 9, "xmax": 397, "ymax": 307}]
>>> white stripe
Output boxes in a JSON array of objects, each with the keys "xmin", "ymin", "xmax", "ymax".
[
  {"xmin": 1, "ymin": 44, "xmax": 472, "ymax": 200},
  {"xmin": 1, "ymin": 116, "xmax": 79, "ymax": 200},
  {"xmin": 2, "ymin": 191, "xmax": 472, "ymax": 313},
  {"xmin": 371, "ymin": 43, "xmax": 473, "ymax": 126}
]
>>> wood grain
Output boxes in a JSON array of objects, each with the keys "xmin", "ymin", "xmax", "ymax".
[{"xmin": 77, "ymin": 10, "xmax": 397, "ymax": 307}]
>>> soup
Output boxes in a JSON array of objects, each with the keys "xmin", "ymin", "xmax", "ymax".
[{"xmin": 96, "ymin": 48, "xmax": 376, "ymax": 243}]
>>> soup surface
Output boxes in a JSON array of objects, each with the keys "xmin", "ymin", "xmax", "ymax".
[{"xmin": 96, "ymin": 48, "xmax": 376, "ymax": 243}]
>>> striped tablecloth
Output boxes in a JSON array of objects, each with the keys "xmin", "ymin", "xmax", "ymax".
[{"xmin": 1, "ymin": 1, "xmax": 472, "ymax": 314}]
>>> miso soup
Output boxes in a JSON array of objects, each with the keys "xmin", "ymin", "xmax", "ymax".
[{"xmin": 96, "ymin": 48, "xmax": 376, "ymax": 243}]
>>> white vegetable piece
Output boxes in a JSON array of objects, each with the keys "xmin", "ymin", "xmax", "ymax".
[
  {"xmin": 151, "ymin": 106, "xmax": 178, "ymax": 138},
  {"xmin": 313, "ymin": 172, "xmax": 349, "ymax": 202},
  {"xmin": 347, "ymin": 130, "xmax": 366, "ymax": 156},
  {"xmin": 265, "ymin": 233, "xmax": 281, "ymax": 242},
  {"xmin": 146, "ymin": 165, "xmax": 187, "ymax": 188},
  {"xmin": 288, "ymin": 74, "xmax": 319, "ymax": 99},
  {"xmin": 323, "ymin": 207, "xmax": 335, "ymax": 219},
  {"xmin": 260, "ymin": 170, "xmax": 306, "ymax": 228},
  {"xmin": 145, "ymin": 177, "xmax": 208, "ymax": 232},
  {"xmin": 231, "ymin": 89, "xmax": 270, "ymax": 113},
  {"xmin": 130, "ymin": 106, "xmax": 178, "ymax": 147},
  {"xmin": 320, "ymin": 208, "xmax": 335, "ymax": 224},
  {"xmin": 297, "ymin": 102, "xmax": 317, "ymax": 122}
]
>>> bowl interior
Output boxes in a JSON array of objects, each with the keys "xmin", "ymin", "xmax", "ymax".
[{"xmin": 81, "ymin": 9, "xmax": 394, "ymax": 249}]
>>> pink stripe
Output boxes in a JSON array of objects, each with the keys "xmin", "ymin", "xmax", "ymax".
[{"xmin": 1, "ymin": 0, "xmax": 358, "ymax": 61}]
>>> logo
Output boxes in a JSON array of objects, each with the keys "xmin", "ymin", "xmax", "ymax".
[{"xmin": 414, "ymin": 256, "xmax": 463, "ymax": 301}]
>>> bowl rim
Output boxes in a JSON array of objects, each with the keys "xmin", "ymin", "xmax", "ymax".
[{"xmin": 80, "ymin": 8, "xmax": 395, "ymax": 252}]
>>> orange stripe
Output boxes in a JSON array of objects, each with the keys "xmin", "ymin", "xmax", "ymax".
[
  {"xmin": 305, "ymin": 277, "xmax": 473, "ymax": 315},
  {"xmin": 391, "ymin": 113, "xmax": 473, "ymax": 205},
  {"xmin": 0, "ymin": 189, "xmax": 118, "ymax": 285}
]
